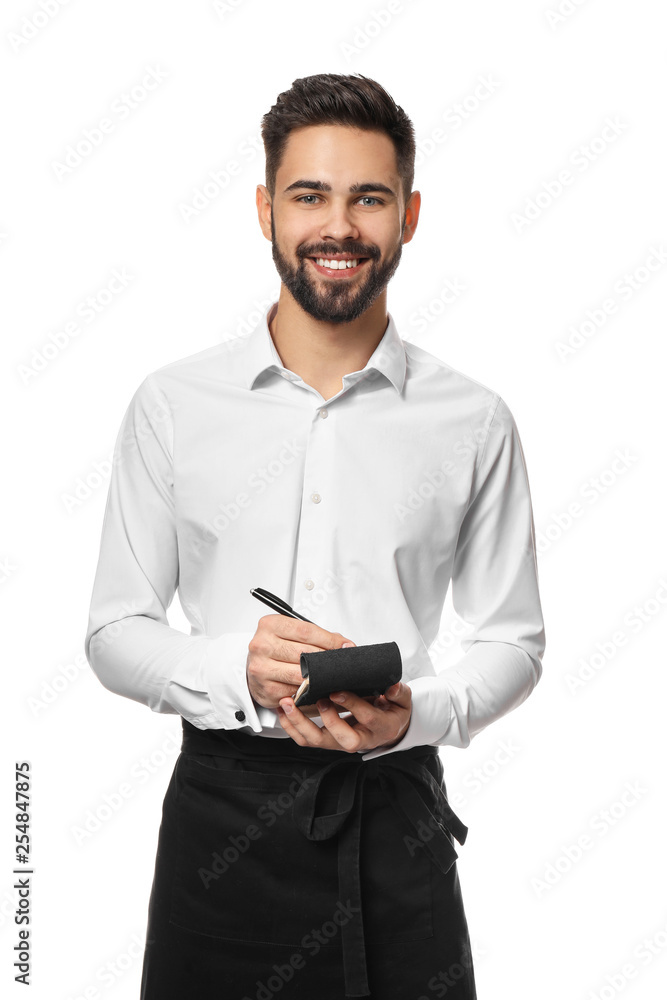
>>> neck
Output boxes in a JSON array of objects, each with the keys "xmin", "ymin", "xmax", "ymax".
[{"xmin": 268, "ymin": 287, "xmax": 389, "ymax": 399}]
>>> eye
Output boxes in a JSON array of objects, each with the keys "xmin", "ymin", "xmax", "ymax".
[{"xmin": 295, "ymin": 195, "xmax": 384, "ymax": 206}]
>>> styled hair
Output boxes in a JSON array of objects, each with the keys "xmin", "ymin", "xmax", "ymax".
[{"xmin": 261, "ymin": 73, "xmax": 416, "ymax": 207}]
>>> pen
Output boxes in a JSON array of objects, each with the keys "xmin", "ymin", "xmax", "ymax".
[
  {"xmin": 249, "ymin": 587, "xmax": 317, "ymax": 625},
  {"xmin": 250, "ymin": 588, "xmax": 317, "ymax": 707}
]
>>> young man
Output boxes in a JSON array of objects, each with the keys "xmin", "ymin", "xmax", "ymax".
[{"xmin": 85, "ymin": 73, "xmax": 545, "ymax": 999}]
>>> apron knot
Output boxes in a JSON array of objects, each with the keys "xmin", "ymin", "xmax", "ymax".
[{"xmin": 291, "ymin": 747, "xmax": 468, "ymax": 998}]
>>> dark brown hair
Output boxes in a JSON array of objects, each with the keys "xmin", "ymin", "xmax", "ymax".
[{"xmin": 261, "ymin": 73, "xmax": 416, "ymax": 207}]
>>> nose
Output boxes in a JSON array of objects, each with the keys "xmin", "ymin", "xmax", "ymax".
[{"xmin": 319, "ymin": 199, "xmax": 359, "ymax": 245}]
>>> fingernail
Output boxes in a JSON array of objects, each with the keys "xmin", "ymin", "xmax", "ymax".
[
  {"xmin": 341, "ymin": 642, "xmax": 354, "ymax": 648},
  {"xmin": 282, "ymin": 700, "xmax": 293, "ymax": 714},
  {"xmin": 330, "ymin": 693, "xmax": 345, "ymax": 703}
]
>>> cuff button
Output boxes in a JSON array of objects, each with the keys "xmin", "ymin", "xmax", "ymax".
[{"xmin": 235, "ymin": 710, "xmax": 246, "ymax": 722}]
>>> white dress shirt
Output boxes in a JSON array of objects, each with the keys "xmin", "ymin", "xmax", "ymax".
[{"xmin": 84, "ymin": 300, "xmax": 545, "ymax": 761}]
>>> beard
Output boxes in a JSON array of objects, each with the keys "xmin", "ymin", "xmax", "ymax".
[{"xmin": 270, "ymin": 213, "xmax": 404, "ymax": 325}]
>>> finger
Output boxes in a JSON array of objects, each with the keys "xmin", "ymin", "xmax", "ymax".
[
  {"xmin": 372, "ymin": 695, "xmax": 391, "ymax": 711},
  {"xmin": 378, "ymin": 682, "xmax": 411, "ymax": 706},
  {"xmin": 328, "ymin": 690, "xmax": 384, "ymax": 727},
  {"xmin": 329, "ymin": 689, "xmax": 409, "ymax": 744},
  {"xmin": 277, "ymin": 695, "xmax": 348, "ymax": 721},
  {"xmin": 276, "ymin": 701, "xmax": 341, "ymax": 749},
  {"xmin": 261, "ymin": 614, "xmax": 356, "ymax": 660},
  {"xmin": 268, "ymin": 671, "xmax": 308, "ymax": 694},
  {"xmin": 317, "ymin": 698, "xmax": 368, "ymax": 752}
]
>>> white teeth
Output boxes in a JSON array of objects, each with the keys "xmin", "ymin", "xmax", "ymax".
[{"xmin": 315, "ymin": 258, "xmax": 360, "ymax": 269}]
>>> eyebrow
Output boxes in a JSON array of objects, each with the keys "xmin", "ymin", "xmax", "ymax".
[{"xmin": 283, "ymin": 179, "xmax": 396, "ymax": 197}]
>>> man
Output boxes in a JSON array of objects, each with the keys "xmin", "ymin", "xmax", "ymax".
[{"xmin": 84, "ymin": 73, "xmax": 545, "ymax": 999}]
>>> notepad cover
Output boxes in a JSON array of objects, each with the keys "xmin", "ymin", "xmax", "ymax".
[{"xmin": 294, "ymin": 641, "xmax": 402, "ymax": 708}]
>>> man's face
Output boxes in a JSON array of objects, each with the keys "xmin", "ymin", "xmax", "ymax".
[{"xmin": 265, "ymin": 125, "xmax": 415, "ymax": 324}]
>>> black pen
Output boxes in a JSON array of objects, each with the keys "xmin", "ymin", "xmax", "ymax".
[
  {"xmin": 249, "ymin": 587, "xmax": 317, "ymax": 625},
  {"xmin": 250, "ymin": 588, "xmax": 317, "ymax": 706}
]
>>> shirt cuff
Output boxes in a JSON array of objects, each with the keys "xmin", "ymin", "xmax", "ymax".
[
  {"xmin": 253, "ymin": 699, "xmax": 283, "ymax": 729},
  {"xmin": 199, "ymin": 631, "xmax": 264, "ymax": 732},
  {"xmin": 359, "ymin": 676, "xmax": 453, "ymax": 760}
]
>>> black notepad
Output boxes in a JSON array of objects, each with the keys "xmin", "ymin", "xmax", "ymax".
[{"xmin": 293, "ymin": 641, "xmax": 403, "ymax": 708}]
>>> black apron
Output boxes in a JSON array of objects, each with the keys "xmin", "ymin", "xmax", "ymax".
[{"xmin": 139, "ymin": 718, "xmax": 477, "ymax": 999}]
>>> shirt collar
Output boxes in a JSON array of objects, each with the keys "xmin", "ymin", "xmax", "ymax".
[{"xmin": 241, "ymin": 301, "xmax": 406, "ymax": 395}]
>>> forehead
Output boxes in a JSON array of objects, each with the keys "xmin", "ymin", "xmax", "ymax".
[{"xmin": 277, "ymin": 125, "xmax": 399, "ymax": 187}]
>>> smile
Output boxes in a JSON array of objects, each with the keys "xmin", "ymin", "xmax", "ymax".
[{"xmin": 308, "ymin": 257, "xmax": 370, "ymax": 277}]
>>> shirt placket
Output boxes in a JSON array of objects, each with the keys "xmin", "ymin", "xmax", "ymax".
[{"xmin": 291, "ymin": 395, "xmax": 338, "ymax": 619}]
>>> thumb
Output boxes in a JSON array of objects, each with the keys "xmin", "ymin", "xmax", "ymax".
[{"xmin": 341, "ymin": 641, "xmax": 355, "ymax": 648}]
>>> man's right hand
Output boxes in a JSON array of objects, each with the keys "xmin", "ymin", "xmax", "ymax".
[{"xmin": 246, "ymin": 614, "xmax": 356, "ymax": 719}]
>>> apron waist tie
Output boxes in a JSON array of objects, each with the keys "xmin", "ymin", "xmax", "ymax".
[{"xmin": 291, "ymin": 747, "xmax": 468, "ymax": 997}]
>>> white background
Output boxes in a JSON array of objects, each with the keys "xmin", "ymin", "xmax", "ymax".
[{"xmin": 2, "ymin": 1, "xmax": 666, "ymax": 998}]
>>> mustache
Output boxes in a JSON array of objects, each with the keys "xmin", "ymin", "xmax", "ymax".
[{"xmin": 297, "ymin": 245, "xmax": 380, "ymax": 260}]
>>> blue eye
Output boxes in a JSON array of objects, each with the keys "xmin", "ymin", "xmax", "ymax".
[{"xmin": 295, "ymin": 195, "xmax": 384, "ymax": 206}]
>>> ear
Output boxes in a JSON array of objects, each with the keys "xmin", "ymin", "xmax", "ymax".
[
  {"xmin": 256, "ymin": 184, "xmax": 273, "ymax": 242},
  {"xmin": 402, "ymin": 190, "xmax": 421, "ymax": 245}
]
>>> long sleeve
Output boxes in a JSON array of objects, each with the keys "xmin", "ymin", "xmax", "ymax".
[
  {"xmin": 84, "ymin": 374, "xmax": 267, "ymax": 732},
  {"xmin": 362, "ymin": 395, "xmax": 545, "ymax": 761}
]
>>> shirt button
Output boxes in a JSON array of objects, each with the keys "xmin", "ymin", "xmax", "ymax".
[
  {"xmin": 320, "ymin": 409, "xmax": 328, "ymax": 419},
  {"xmin": 311, "ymin": 493, "xmax": 321, "ymax": 504},
  {"xmin": 304, "ymin": 580, "xmax": 315, "ymax": 590},
  {"xmin": 235, "ymin": 710, "xmax": 246, "ymax": 722}
]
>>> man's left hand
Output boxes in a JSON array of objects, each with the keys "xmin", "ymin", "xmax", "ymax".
[{"xmin": 276, "ymin": 683, "xmax": 411, "ymax": 752}]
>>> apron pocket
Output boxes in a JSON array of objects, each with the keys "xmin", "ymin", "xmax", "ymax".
[{"xmin": 169, "ymin": 753, "xmax": 340, "ymax": 947}]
